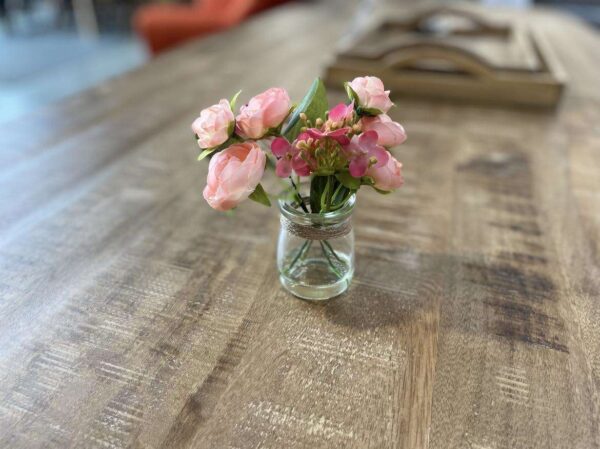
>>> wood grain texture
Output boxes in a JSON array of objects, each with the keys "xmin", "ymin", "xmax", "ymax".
[{"xmin": 1, "ymin": 1, "xmax": 599, "ymax": 448}]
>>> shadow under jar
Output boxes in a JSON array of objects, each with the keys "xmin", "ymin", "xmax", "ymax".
[{"xmin": 277, "ymin": 192, "xmax": 355, "ymax": 300}]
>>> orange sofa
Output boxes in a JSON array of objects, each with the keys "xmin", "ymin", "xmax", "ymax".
[{"xmin": 133, "ymin": 0, "xmax": 291, "ymax": 55}]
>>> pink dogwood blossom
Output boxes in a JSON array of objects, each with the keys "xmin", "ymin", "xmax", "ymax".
[
  {"xmin": 304, "ymin": 127, "xmax": 351, "ymax": 146},
  {"xmin": 271, "ymin": 137, "xmax": 310, "ymax": 177},
  {"xmin": 344, "ymin": 130, "xmax": 389, "ymax": 178},
  {"xmin": 328, "ymin": 101, "xmax": 354, "ymax": 124},
  {"xmin": 361, "ymin": 114, "xmax": 406, "ymax": 147}
]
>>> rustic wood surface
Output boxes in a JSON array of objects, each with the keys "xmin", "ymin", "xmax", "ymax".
[{"xmin": 1, "ymin": 1, "xmax": 599, "ymax": 448}]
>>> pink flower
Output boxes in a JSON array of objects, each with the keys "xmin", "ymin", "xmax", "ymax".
[
  {"xmin": 271, "ymin": 137, "xmax": 310, "ymax": 177},
  {"xmin": 328, "ymin": 101, "xmax": 354, "ymax": 124},
  {"xmin": 348, "ymin": 76, "xmax": 393, "ymax": 113},
  {"xmin": 366, "ymin": 152, "xmax": 404, "ymax": 192},
  {"xmin": 203, "ymin": 142, "xmax": 266, "ymax": 211},
  {"xmin": 345, "ymin": 130, "xmax": 389, "ymax": 178},
  {"xmin": 191, "ymin": 99, "xmax": 234, "ymax": 149},
  {"xmin": 304, "ymin": 127, "xmax": 351, "ymax": 146},
  {"xmin": 236, "ymin": 87, "xmax": 291, "ymax": 139},
  {"xmin": 361, "ymin": 114, "xmax": 406, "ymax": 147}
]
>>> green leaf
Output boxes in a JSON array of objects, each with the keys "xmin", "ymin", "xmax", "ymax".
[
  {"xmin": 344, "ymin": 82, "xmax": 359, "ymax": 104},
  {"xmin": 248, "ymin": 183, "xmax": 271, "ymax": 207},
  {"xmin": 361, "ymin": 175, "xmax": 375, "ymax": 186},
  {"xmin": 227, "ymin": 91, "xmax": 242, "ymax": 137},
  {"xmin": 283, "ymin": 78, "xmax": 328, "ymax": 142},
  {"xmin": 336, "ymin": 172, "xmax": 361, "ymax": 190},
  {"xmin": 230, "ymin": 90, "xmax": 242, "ymax": 111},
  {"xmin": 309, "ymin": 175, "xmax": 328, "ymax": 213},
  {"xmin": 330, "ymin": 186, "xmax": 353, "ymax": 211},
  {"xmin": 320, "ymin": 176, "xmax": 332, "ymax": 212},
  {"xmin": 197, "ymin": 148, "xmax": 217, "ymax": 161},
  {"xmin": 356, "ymin": 106, "xmax": 382, "ymax": 117},
  {"xmin": 197, "ymin": 135, "xmax": 240, "ymax": 161},
  {"xmin": 331, "ymin": 182, "xmax": 348, "ymax": 203}
]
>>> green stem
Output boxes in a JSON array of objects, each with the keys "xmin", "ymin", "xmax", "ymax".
[
  {"xmin": 285, "ymin": 239, "xmax": 312, "ymax": 275},
  {"xmin": 326, "ymin": 175, "xmax": 334, "ymax": 212},
  {"xmin": 289, "ymin": 176, "xmax": 309, "ymax": 213},
  {"xmin": 320, "ymin": 176, "xmax": 331, "ymax": 213},
  {"xmin": 319, "ymin": 175, "xmax": 336, "ymax": 214},
  {"xmin": 319, "ymin": 241, "xmax": 343, "ymax": 279},
  {"xmin": 331, "ymin": 182, "xmax": 343, "ymax": 207},
  {"xmin": 322, "ymin": 239, "xmax": 344, "ymax": 263},
  {"xmin": 287, "ymin": 176, "xmax": 345, "ymax": 280},
  {"xmin": 333, "ymin": 189, "xmax": 353, "ymax": 211}
]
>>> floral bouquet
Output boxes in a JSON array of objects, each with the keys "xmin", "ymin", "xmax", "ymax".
[{"xmin": 192, "ymin": 76, "xmax": 406, "ymax": 300}]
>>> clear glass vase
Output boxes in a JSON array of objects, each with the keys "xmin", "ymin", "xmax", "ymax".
[{"xmin": 277, "ymin": 192, "xmax": 355, "ymax": 300}]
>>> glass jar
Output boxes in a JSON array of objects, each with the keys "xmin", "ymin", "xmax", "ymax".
[{"xmin": 277, "ymin": 193, "xmax": 355, "ymax": 300}]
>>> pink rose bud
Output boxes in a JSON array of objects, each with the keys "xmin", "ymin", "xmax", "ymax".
[
  {"xmin": 191, "ymin": 99, "xmax": 235, "ymax": 149},
  {"xmin": 235, "ymin": 87, "xmax": 291, "ymax": 139},
  {"xmin": 348, "ymin": 76, "xmax": 394, "ymax": 113},
  {"xmin": 361, "ymin": 114, "xmax": 406, "ymax": 147},
  {"xmin": 365, "ymin": 152, "xmax": 404, "ymax": 192},
  {"xmin": 203, "ymin": 142, "xmax": 266, "ymax": 211}
]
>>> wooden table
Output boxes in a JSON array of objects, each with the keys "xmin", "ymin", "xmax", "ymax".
[{"xmin": 1, "ymin": 2, "xmax": 599, "ymax": 448}]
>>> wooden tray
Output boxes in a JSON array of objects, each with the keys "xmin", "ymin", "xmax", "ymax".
[{"xmin": 324, "ymin": 6, "xmax": 566, "ymax": 108}]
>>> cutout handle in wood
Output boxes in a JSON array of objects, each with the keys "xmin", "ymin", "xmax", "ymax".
[
  {"xmin": 386, "ymin": 6, "xmax": 510, "ymax": 37},
  {"xmin": 383, "ymin": 42, "xmax": 495, "ymax": 77}
]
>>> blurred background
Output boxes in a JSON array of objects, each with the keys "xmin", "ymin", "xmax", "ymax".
[{"xmin": 0, "ymin": 0, "xmax": 599, "ymax": 125}]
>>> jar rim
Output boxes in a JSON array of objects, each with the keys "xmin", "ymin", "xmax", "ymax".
[{"xmin": 277, "ymin": 188, "xmax": 356, "ymax": 225}]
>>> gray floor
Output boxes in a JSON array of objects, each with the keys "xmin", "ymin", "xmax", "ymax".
[{"xmin": 0, "ymin": 28, "xmax": 148, "ymax": 124}]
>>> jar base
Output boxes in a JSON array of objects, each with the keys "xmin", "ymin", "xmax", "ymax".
[{"xmin": 279, "ymin": 270, "xmax": 353, "ymax": 301}]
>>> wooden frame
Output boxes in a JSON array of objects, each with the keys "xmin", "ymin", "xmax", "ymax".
[{"xmin": 324, "ymin": 6, "xmax": 566, "ymax": 108}]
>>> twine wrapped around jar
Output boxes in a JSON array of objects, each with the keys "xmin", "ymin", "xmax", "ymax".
[{"xmin": 280, "ymin": 215, "xmax": 352, "ymax": 241}]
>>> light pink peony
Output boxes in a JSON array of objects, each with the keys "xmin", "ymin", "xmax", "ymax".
[
  {"xmin": 203, "ymin": 142, "xmax": 266, "ymax": 211},
  {"xmin": 365, "ymin": 152, "xmax": 404, "ymax": 192},
  {"xmin": 348, "ymin": 76, "xmax": 393, "ymax": 113},
  {"xmin": 361, "ymin": 114, "xmax": 406, "ymax": 147},
  {"xmin": 191, "ymin": 99, "xmax": 234, "ymax": 149},
  {"xmin": 236, "ymin": 88, "xmax": 291, "ymax": 139}
]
